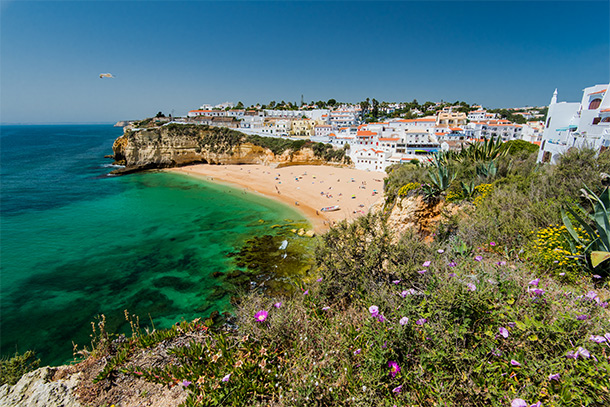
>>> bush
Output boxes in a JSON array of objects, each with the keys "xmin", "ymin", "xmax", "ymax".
[{"xmin": 0, "ymin": 350, "xmax": 40, "ymax": 385}]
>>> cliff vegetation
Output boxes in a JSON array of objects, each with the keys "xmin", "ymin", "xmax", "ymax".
[{"xmin": 111, "ymin": 124, "xmax": 350, "ymax": 174}]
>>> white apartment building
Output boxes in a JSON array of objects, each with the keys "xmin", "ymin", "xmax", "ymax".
[
  {"xmin": 537, "ymin": 84, "xmax": 610, "ymax": 163},
  {"xmin": 468, "ymin": 109, "xmax": 499, "ymax": 121}
]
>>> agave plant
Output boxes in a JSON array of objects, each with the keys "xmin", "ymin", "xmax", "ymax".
[
  {"xmin": 562, "ymin": 185, "xmax": 610, "ymax": 271},
  {"xmin": 427, "ymin": 162, "xmax": 456, "ymax": 196},
  {"xmin": 476, "ymin": 160, "xmax": 498, "ymax": 180},
  {"xmin": 460, "ymin": 180, "xmax": 476, "ymax": 199}
]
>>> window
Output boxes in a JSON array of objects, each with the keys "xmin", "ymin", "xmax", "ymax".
[{"xmin": 589, "ymin": 98, "xmax": 602, "ymax": 110}]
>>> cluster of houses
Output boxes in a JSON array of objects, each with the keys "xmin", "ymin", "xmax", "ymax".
[
  {"xmin": 174, "ymin": 101, "xmax": 550, "ymax": 172},
  {"xmin": 151, "ymin": 88, "xmax": 610, "ymax": 173}
]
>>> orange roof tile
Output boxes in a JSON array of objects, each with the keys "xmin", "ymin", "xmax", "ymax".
[
  {"xmin": 589, "ymin": 89, "xmax": 607, "ymax": 95},
  {"xmin": 379, "ymin": 138, "xmax": 399, "ymax": 141},
  {"xmin": 357, "ymin": 130, "xmax": 377, "ymax": 137}
]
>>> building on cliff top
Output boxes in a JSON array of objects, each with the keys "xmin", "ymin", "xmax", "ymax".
[{"xmin": 537, "ymin": 84, "xmax": 610, "ymax": 163}]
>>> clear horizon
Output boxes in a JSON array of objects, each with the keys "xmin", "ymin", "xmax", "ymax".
[{"xmin": 1, "ymin": 0, "xmax": 608, "ymax": 124}]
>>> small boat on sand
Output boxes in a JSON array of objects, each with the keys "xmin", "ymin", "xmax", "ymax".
[{"xmin": 321, "ymin": 205, "xmax": 340, "ymax": 212}]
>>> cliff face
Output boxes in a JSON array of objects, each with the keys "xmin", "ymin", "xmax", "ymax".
[{"xmin": 111, "ymin": 125, "xmax": 346, "ymax": 174}]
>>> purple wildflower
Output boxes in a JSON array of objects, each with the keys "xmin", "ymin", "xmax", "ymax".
[
  {"xmin": 303, "ymin": 289, "xmax": 309, "ymax": 295},
  {"xmin": 254, "ymin": 310, "xmax": 268, "ymax": 322},
  {"xmin": 559, "ymin": 272, "xmax": 565, "ymax": 276},
  {"xmin": 577, "ymin": 347, "xmax": 590, "ymax": 358},
  {"xmin": 528, "ymin": 278, "xmax": 540, "ymax": 286},
  {"xmin": 416, "ymin": 318, "xmax": 427, "ymax": 325},
  {"xmin": 499, "ymin": 327, "xmax": 509, "ymax": 338},
  {"xmin": 422, "ymin": 260, "xmax": 431, "ymax": 267},
  {"xmin": 548, "ymin": 373, "xmax": 561, "ymax": 381},
  {"xmin": 181, "ymin": 380, "xmax": 192, "ymax": 387},
  {"xmin": 273, "ymin": 302, "xmax": 282, "ymax": 308},
  {"xmin": 576, "ymin": 314, "xmax": 589, "ymax": 321},
  {"xmin": 474, "ymin": 255, "xmax": 483, "ymax": 262},
  {"xmin": 392, "ymin": 280, "xmax": 401, "ymax": 284},
  {"xmin": 417, "ymin": 269, "xmax": 427, "ymax": 275},
  {"xmin": 437, "ymin": 249, "xmax": 445, "ymax": 254},
  {"xmin": 354, "ymin": 348, "xmax": 361, "ymax": 355},
  {"xmin": 605, "ymin": 333, "xmax": 610, "ymax": 342},
  {"xmin": 377, "ymin": 314, "xmax": 386, "ymax": 322},
  {"xmin": 448, "ymin": 261, "xmax": 457, "ymax": 267},
  {"xmin": 316, "ymin": 277, "xmax": 323, "ymax": 282},
  {"xmin": 530, "ymin": 402, "xmax": 541, "ymax": 407},
  {"xmin": 490, "ymin": 241, "xmax": 496, "ymax": 246},
  {"xmin": 466, "ymin": 283, "xmax": 476, "ymax": 291},
  {"xmin": 496, "ymin": 261, "xmax": 507, "ymax": 266},
  {"xmin": 531, "ymin": 288, "xmax": 545, "ymax": 296},
  {"xmin": 399, "ymin": 317, "xmax": 409, "ymax": 326},
  {"xmin": 511, "ymin": 399, "xmax": 528, "ymax": 407},
  {"xmin": 593, "ymin": 274, "xmax": 602, "ymax": 279},
  {"xmin": 388, "ymin": 361, "xmax": 401, "ymax": 378},
  {"xmin": 491, "ymin": 349, "xmax": 502, "ymax": 356},
  {"xmin": 322, "ymin": 306, "xmax": 330, "ymax": 311},
  {"xmin": 565, "ymin": 350, "xmax": 578, "ymax": 359},
  {"xmin": 392, "ymin": 385, "xmax": 402, "ymax": 393},
  {"xmin": 222, "ymin": 373, "xmax": 231, "ymax": 382},
  {"xmin": 399, "ymin": 290, "xmax": 408, "ymax": 298},
  {"xmin": 585, "ymin": 291, "xmax": 598, "ymax": 301},
  {"xmin": 510, "ymin": 359, "xmax": 521, "ymax": 367},
  {"xmin": 448, "ymin": 272, "xmax": 457, "ymax": 277},
  {"xmin": 590, "ymin": 335, "xmax": 607, "ymax": 343},
  {"xmin": 368, "ymin": 305, "xmax": 379, "ymax": 317}
]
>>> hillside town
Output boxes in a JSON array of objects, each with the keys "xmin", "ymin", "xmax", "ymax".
[{"xmin": 131, "ymin": 83, "xmax": 609, "ymax": 172}]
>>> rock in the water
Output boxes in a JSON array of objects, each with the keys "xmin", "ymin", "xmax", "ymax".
[{"xmin": 0, "ymin": 366, "xmax": 83, "ymax": 407}]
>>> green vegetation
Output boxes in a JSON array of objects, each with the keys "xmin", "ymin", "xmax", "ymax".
[
  {"xmin": 70, "ymin": 143, "xmax": 609, "ymax": 407},
  {"xmin": 0, "ymin": 350, "xmax": 40, "ymax": 386}
]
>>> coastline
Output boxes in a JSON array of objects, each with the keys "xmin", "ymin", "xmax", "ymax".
[{"xmin": 167, "ymin": 164, "xmax": 386, "ymax": 234}]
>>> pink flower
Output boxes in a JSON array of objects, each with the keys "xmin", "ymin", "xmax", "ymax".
[
  {"xmin": 392, "ymin": 385, "xmax": 402, "ymax": 393},
  {"xmin": 466, "ymin": 283, "xmax": 476, "ymax": 291},
  {"xmin": 303, "ymin": 289, "xmax": 309, "ymax": 295},
  {"xmin": 388, "ymin": 361, "xmax": 401, "ymax": 378},
  {"xmin": 499, "ymin": 327, "xmax": 509, "ymax": 338},
  {"xmin": 474, "ymin": 255, "xmax": 483, "ymax": 262},
  {"xmin": 448, "ymin": 261, "xmax": 457, "ymax": 267},
  {"xmin": 316, "ymin": 277, "xmax": 323, "ymax": 282},
  {"xmin": 422, "ymin": 260, "xmax": 431, "ymax": 267},
  {"xmin": 490, "ymin": 241, "xmax": 496, "ymax": 246},
  {"xmin": 548, "ymin": 373, "xmax": 560, "ymax": 381},
  {"xmin": 254, "ymin": 310, "xmax": 268, "ymax": 322},
  {"xmin": 368, "ymin": 305, "xmax": 379, "ymax": 317},
  {"xmin": 392, "ymin": 280, "xmax": 401, "ymax": 284},
  {"xmin": 448, "ymin": 272, "xmax": 457, "ymax": 277},
  {"xmin": 181, "ymin": 380, "xmax": 191, "ymax": 387},
  {"xmin": 528, "ymin": 278, "xmax": 540, "ymax": 286},
  {"xmin": 399, "ymin": 317, "xmax": 409, "ymax": 325},
  {"xmin": 510, "ymin": 359, "xmax": 521, "ymax": 367},
  {"xmin": 590, "ymin": 335, "xmax": 607, "ymax": 343},
  {"xmin": 322, "ymin": 306, "xmax": 330, "ymax": 311},
  {"xmin": 377, "ymin": 314, "xmax": 386, "ymax": 322},
  {"xmin": 531, "ymin": 288, "xmax": 544, "ymax": 296},
  {"xmin": 512, "ymin": 399, "xmax": 528, "ymax": 407},
  {"xmin": 354, "ymin": 348, "xmax": 361, "ymax": 355},
  {"xmin": 417, "ymin": 269, "xmax": 427, "ymax": 274},
  {"xmin": 496, "ymin": 261, "xmax": 507, "ymax": 266},
  {"xmin": 437, "ymin": 249, "xmax": 445, "ymax": 253},
  {"xmin": 416, "ymin": 318, "xmax": 427, "ymax": 325},
  {"xmin": 222, "ymin": 374, "xmax": 231, "ymax": 382},
  {"xmin": 273, "ymin": 302, "xmax": 282, "ymax": 308},
  {"xmin": 576, "ymin": 314, "xmax": 589, "ymax": 321},
  {"xmin": 577, "ymin": 347, "xmax": 590, "ymax": 358}
]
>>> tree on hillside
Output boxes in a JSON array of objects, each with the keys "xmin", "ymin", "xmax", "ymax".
[
  {"xmin": 236, "ymin": 101, "xmax": 244, "ymax": 109},
  {"xmin": 327, "ymin": 99, "xmax": 337, "ymax": 107},
  {"xmin": 156, "ymin": 112, "xmax": 165, "ymax": 118}
]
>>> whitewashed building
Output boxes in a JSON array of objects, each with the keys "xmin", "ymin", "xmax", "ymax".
[{"xmin": 537, "ymin": 84, "xmax": 610, "ymax": 163}]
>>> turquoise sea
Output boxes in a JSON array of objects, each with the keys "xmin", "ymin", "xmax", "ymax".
[{"xmin": 0, "ymin": 125, "xmax": 309, "ymax": 366}]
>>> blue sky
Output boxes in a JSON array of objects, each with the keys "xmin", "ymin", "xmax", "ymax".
[{"xmin": 1, "ymin": 1, "xmax": 608, "ymax": 124}]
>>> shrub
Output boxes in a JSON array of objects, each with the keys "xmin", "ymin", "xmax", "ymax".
[{"xmin": 0, "ymin": 350, "xmax": 40, "ymax": 386}]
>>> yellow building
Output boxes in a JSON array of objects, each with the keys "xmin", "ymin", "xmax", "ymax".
[{"xmin": 290, "ymin": 118, "xmax": 324, "ymax": 137}]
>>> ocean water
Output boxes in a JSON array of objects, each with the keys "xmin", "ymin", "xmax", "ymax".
[{"xmin": 0, "ymin": 125, "xmax": 308, "ymax": 366}]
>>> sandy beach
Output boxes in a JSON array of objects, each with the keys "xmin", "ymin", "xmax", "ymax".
[{"xmin": 168, "ymin": 164, "xmax": 386, "ymax": 233}]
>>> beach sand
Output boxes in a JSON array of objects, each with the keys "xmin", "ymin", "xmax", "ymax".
[{"xmin": 168, "ymin": 164, "xmax": 386, "ymax": 233}]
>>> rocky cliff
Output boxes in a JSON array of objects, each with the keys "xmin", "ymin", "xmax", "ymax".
[{"xmin": 110, "ymin": 124, "xmax": 350, "ymax": 175}]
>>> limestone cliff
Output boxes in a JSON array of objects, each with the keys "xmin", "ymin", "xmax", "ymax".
[{"xmin": 111, "ymin": 124, "xmax": 350, "ymax": 175}]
